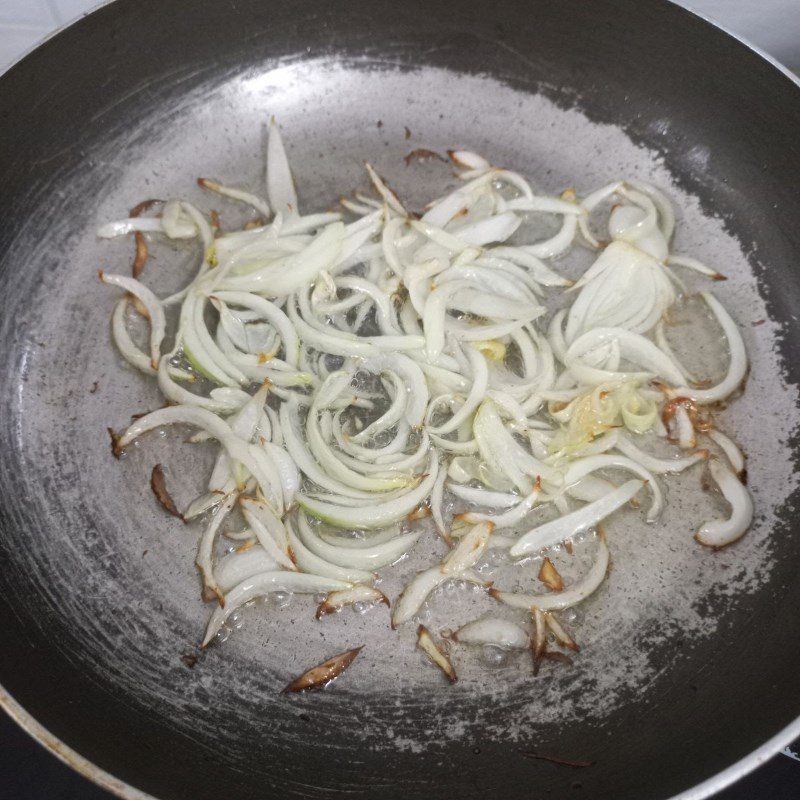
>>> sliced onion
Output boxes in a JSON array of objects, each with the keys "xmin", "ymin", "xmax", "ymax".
[
  {"xmin": 316, "ymin": 585, "xmax": 389, "ymax": 619},
  {"xmin": 417, "ymin": 624, "xmax": 457, "ymax": 683},
  {"xmin": 99, "ymin": 272, "xmax": 165, "ymax": 368},
  {"xmin": 565, "ymin": 327, "xmax": 685, "ymax": 386},
  {"xmin": 99, "ymin": 136, "xmax": 755, "ymax": 677},
  {"xmin": 117, "ymin": 405, "xmax": 279, "ymax": 504},
  {"xmin": 202, "ymin": 571, "xmax": 351, "ymax": 646},
  {"xmin": 297, "ymin": 453, "xmax": 439, "ymax": 530},
  {"xmin": 279, "ymin": 400, "xmax": 373, "ymax": 499},
  {"xmin": 392, "ymin": 567, "xmax": 488, "ymax": 628},
  {"xmin": 196, "ymin": 492, "xmax": 238, "ymax": 604},
  {"xmin": 707, "ymin": 429, "xmax": 745, "ymax": 476},
  {"xmin": 267, "ymin": 119, "xmax": 297, "ymax": 216},
  {"xmin": 427, "ymin": 347, "xmax": 488, "ymax": 435},
  {"xmin": 198, "ymin": 177, "xmax": 271, "ymax": 218},
  {"xmin": 510, "ymin": 480, "xmax": 643, "ymax": 557},
  {"xmin": 215, "ymin": 546, "xmax": 278, "ymax": 594},
  {"xmin": 441, "ymin": 521, "xmax": 492, "ymax": 574},
  {"xmin": 447, "ymin": 483, "xmax": 520, "ymax": 509},
  {"xmin": 615, "ymin": 433, "xmax": 708, "ymax": 474},
  {"xmin": 210, "ymin": 290, "xmax": 300, "ymax": 367},
  {"xmin": 492, "ymin": 538, "xmax": 610, "ymax": 611},
  {"xmin": 365, "ymin": 163, "xmax": 406, "ymax": 216},
  {"xmin": 430, "ymin": 464, "xmax": 449, "ymax": 541},
  {"xmin": 286, "ymin": 518, "xmax": 375, "ymax": 584},
  {"xmin": 453, "ymin": 617, "xmax": 530, "ymax": 649},
  {"xmin": 297, "ymin": 511, "xmax": 420, "ymax": 569},
  {"xmin": 240, "ymin": 498, "xmax": 296, "ymax": 571},
  {"xmin": 456, "ymin": 480, "xmax": 541, "ymax": 529},
  {"xmin": 111, "ymin": 298, "xmax": 156, "ymax": 375},
  {"xmin": 695, "ymin": 460, "xmax": 753, "ymax": 548},
  {"xmin": 563, "ymin": 455, "xmax": 662, "ymax": 521},
  {"xmin": 673, "ymin": 292, "xmax": 747, "ymax": 404}
]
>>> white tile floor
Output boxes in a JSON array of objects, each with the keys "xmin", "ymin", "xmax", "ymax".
[{"xmin": 0, "ymin": 1, "xmax": 798, "ymax": 74}]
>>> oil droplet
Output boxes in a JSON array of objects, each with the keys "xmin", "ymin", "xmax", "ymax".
[
  {"xmin": 564, "ymin": 608, "xmax": 581, "ymax": 625},
  {"xmin": 481, "ymin": 644, "xmax": 509, "ymax": 667}
]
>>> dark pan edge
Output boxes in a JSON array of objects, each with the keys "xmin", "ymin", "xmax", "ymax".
[{"xmin": 0, "ymin": 686, "xmax": 155, "ymax": 800}]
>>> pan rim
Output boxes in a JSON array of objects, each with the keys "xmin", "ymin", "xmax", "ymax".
[
  {"xmin": 0, "ymin": 1, "xmax": 799, "ymax": 799},
  {"xmin": 3, "ymin": 677, "xmax": 800, "ymax": 800},
  {"xmin": 0, "ymin": 686, "xmax": 156, "ymax": 800}
]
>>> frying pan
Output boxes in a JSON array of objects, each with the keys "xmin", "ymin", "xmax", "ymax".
[{"xmin": 1, "ymin": 1, "xmax": 799, "ymax": 798}]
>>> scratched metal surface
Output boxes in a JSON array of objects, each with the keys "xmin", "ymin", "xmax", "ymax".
[{"xmin": 1, "ymin": 2, "xmax": 800, "ymax": 800}]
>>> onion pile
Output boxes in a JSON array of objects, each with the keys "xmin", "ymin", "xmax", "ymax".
[{"xmin": 101, "ymin": 121, "xmax": 753, "ymax": 681}]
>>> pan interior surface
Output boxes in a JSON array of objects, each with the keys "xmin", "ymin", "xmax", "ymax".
[{"xmin": 1, "ymin": 3, "xmax": 800, "ymax": 800}]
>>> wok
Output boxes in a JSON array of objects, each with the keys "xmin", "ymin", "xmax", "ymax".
[{"xmin": 1, "ymin": 1, "xmax": 799, "ymax": 798}]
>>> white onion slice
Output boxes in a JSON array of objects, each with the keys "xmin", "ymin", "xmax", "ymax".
[
  {"xmin": 214, "ymin": 546, "xmax": 279, "ymax": 594},
  {"xmin": 695, "ymin": 460, "xmax": 753, "ymax": 548},
  {"xmin": 111, "ymin": 298, "xmax": 156, "ymax": 375},
  {"xmin": 426, "ymin": 347, "xmax": 488, "ymax": 435},
  {"xmin": 392, "ymin": 567, "xmax": 488, "ymax": 628},
  {"xmin": 202, "ymin": 571, "xmax": 351, "ymax": 646},
  {"xmin": 99, "ymin": 272, "xmax": 165, "ymax": 368},
  {"xmin": 240, "ymin": 498, "xmax": 296, "ymax": 572},
  {"xmin": 210, "ymin": 291, "xmax": 300, "ymax": 367},
  {"xmin": 510, "ymin": 480, "xmax": 643, "ymax": 557},
  {"xmin": 666, "ymin": 253, "xmax": 726, "ymax": 280},
  {"xmin": 673, "ymin": 292, "xmax": 747, "ymax": 404},
  {"xmin": 707, "ymin": 429, "xmax": 745, "ymax": 476},
  {"xmin": 441, "ymin": 522, "xmax": 492, "ymax": 574},
  {"xmin": 286, "ymin": 519, "xmax": 375, "ymax": 584},
  {"xmin": 297, "ymin": 511, "xmax": 420, "ymax": 570},
  {"xmin": 615, "ymin": 433, "xmax": 708, "ymax": 474},
  {"xmin": 261, "ymin": 442, "xmax": 300, "ymax": 507},
  {"xmin": 430, "ymin": 465, "xmax": 448, "ymax": 540},
  {"xmin": 492, "ymin": 538, "xmax": 610, "ymax": 611},
  {"xmin": 365, "ymin": 163, "xmax": 406, "ymax": 216},
  {"xmin": 317, "ymin": 525, "xmax": 402, "ymax": 549},
  {"xmin": 453, "ymin": 618, "xmax": 529, "ymax": 649},
  {"xmin": 565, "ymin": 327, "xmax": 685, "ymax": 386},
  {"xmin": 563, "ymin": 455, "xmax": 662, "ymax": 521},
  {"xmin": 456, "ymin": 481, "xmax": 541, "ymax": 529},
  {"xmin": 297, "ymin": 453, "xmax": 439, "ymax": 530},
  {"xmin": 316, "ymin": 585, "xmax": 389, "ymax": 618},
  {"xmin": 267, "ymin": 119, "xmax": 298, "ymax": 217},
  {"xmin": 196, "ymin": 492, "xmax": 237, "ymax": 603},
  {"xmin": 447, "ymin": 483, "xmax": 520, "ymax": 509},
  {"xmin": 117, "ymin": 405, "xmax": 279, "ymax": 502},
  {"xmin": 279, "ymin": 400, "xmax": 372, "ymax": 499},
  {"xmin": 198, "ymin": 178, "xmax": 271, "ymax": 218},
  {"xmin": 417, "ymin": 624, "xmax": 457, "ymax": 683}
]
